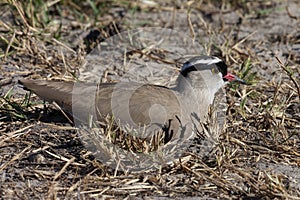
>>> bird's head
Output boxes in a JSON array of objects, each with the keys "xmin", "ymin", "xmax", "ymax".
[{"xmin": 180, "ymin": 55, "xmax": 246, "ymax": 85}]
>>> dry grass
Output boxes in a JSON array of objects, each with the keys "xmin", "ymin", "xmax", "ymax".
[{"xmin": 0, "ymin": 0, "xmax": 299, "ymax": 199}]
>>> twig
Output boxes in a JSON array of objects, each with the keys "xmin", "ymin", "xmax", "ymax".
[
  {"xmin": 187, "ymin": 9, "xmax": 195, "ymax": 43},
  {"xmin": 275, "ymin": 56, "xmax": 300, "ymax": 99},
  {"xmin": 286, "ymin": 6, "xmax": 298, "ymax": 20},
  {"xmin": 53, "ymin": 157, "xmax": 76, "ymax": 180},
  {"xmin": 0, "ymin": 146, "xmax": 31, "ymax": 172},
  {"xmin": 232, "ymin": 31, "xmax": 257, "ymax": 50},
  {"xmin": 4, "ymin": 31, "xmax": 15, "ymax": 61}
]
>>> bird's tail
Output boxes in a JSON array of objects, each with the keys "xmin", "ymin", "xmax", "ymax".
[{"xmin": 18, "ymin": 79, "xmax": 74, "ymax": 112}]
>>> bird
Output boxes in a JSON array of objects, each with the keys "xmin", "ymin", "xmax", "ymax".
[
  {"xmin": 19, "ymin": 55, "xmax": 245, "ymax": 139},
  {"xmin": 19, "ymin": 55, "xmax": 245, "ymax": 149}
]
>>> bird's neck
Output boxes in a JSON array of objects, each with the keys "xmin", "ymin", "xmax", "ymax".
[{"xmin": 173, "ymin": 72, "xmax": 225, "ymax": 121}]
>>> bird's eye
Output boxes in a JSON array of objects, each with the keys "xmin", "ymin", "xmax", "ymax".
[{"xmin": 211, "ymin": 67, "xmax": 219, "ymax": 74}]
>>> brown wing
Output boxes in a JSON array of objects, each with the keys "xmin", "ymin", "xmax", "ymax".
[
  {"xmin": 19, "ymin": 79, "xmax": 183, "ymax": 139},
  {"xmin": 94, "ymin": 83, "xmax": 182, "ymax": 137}
]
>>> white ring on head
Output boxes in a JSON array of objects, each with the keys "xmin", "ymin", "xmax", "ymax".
[{"xmin": 182, "ymin": 56, "xmax": 222, "ymax": 72}]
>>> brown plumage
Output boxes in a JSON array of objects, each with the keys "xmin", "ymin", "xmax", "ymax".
[
  {"xmin": 19, "ymin": 79, "xmax": 183, "ymax": 141},
  {"xmin": 19, "ymin": 56, "xmax": 246, "ymax": 144}
]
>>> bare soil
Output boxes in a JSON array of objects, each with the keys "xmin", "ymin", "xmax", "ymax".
[{"xmin": 0, "ymin": 0, "xmax": 299, "ymax": 199}]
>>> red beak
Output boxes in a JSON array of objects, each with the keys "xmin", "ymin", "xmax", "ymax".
[{"xmin": 223, "ymin": 73, "xmax": 247, "ymax": 84}]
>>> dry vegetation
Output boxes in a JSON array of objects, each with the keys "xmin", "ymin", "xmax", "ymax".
[{"xmin": 0, "ymin": 0, "xmax": 299, "ymax": 199}]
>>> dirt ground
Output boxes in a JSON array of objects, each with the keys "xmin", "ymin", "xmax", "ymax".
[{"xmin": 0, "ymin": 0, "xmax": 299, "ymax": 199}]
